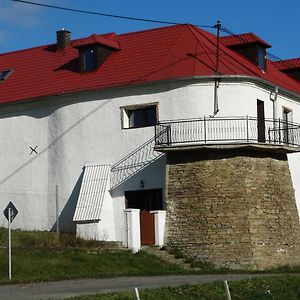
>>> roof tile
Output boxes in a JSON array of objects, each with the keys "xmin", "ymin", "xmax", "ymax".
[
  {"xmin": 0, "ymin": 24, "xmax": 300, "ymax": 105},
  {"xmin": 220, "ymin": 32, "xmax": 271, "ymax": 48}
]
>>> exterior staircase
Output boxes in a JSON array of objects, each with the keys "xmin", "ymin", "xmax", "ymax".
[
  {"xmin": 110, "ymin": 136, "xmax": 163, "ymax": 189},
  {"xmin": 142, "ymin": 246, "xmax": 193, "ymax": 271}
]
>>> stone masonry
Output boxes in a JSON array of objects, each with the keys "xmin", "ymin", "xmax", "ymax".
[{"xmin": 165, "ymin": 147, "xmax": 300, "ymax": 270}]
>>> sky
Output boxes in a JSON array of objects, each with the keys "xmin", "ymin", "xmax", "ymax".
[{"xmin": 0, "ymin": 0, "xmax": 299, "ymax": 60}]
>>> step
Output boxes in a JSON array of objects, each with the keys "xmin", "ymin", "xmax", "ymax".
[{"xmin": 142, "ymin": 246, "xmax": 193, "ymax": 270}]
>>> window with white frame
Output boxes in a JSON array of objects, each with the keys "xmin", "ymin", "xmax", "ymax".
[{"xmin": 121, "ymin": 103, "xmax": 158, "ymax": 129}]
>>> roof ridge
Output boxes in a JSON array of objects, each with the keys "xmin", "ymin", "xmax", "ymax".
[
  {"xmin": 0, "ymin": 25, "xmax": 192, "ymax": 57},
  {"xmin": 118, "ymin": 23, "xmax": 192, "ymax": 38}
]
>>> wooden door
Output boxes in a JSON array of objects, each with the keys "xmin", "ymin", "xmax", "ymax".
[
  {"xmin": 257, "ymin": 100, "xmax": 265, "ymax": 142},
  {"xmin": 140, "ymin": 210, "xmax": 155, "ymax": 245}
]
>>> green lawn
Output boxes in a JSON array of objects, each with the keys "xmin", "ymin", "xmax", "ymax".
[
  {"xmin": 0, "ymin": 227, "xmax": 299, "ymax": 286},
  {"xmin": 68, "ymin": 275, "xmax": 300, "ymax": 300},
  {"xmin": 0, "ymin": 228, "xmax": 188, "ymax": 284},
  {"xmin": 0, "ymin": 248, "xmax": 187, "ymax": 284}
]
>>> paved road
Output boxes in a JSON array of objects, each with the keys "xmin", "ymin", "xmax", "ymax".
[{"xmin": 0, "ymin": 274, "xmax": 286, "ymax": 300}]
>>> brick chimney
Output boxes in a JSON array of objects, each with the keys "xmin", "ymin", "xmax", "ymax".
[{"xmin": 56, "ymin": 29, "xmax": 71, "ymax": 50}]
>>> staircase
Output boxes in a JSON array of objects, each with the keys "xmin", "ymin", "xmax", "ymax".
[
  {"xmin": 142, "ymin": 246, "xmax": 193, "ymax": 271},
  {"xmin": 110, "ymin": 136, "xmax": 163, "ymax": 189}
]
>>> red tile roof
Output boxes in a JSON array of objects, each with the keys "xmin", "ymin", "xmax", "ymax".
[
  {"xmin": 72, "ymin": 33, "xmax": 120, "ymax": 50},
  {"xmin": 220, "ymin": 32, "xmax": 271, "ymax": 48},
  {"xmin": 272, "ymin": 58, "xmax": 300, "ymax": 71},
  {"xmin": 0, "ymin": 24, "xmax": 300, "ymax": 105}
]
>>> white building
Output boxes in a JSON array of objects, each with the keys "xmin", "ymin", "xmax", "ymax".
[{"xmin": 0, "ymin": 25, "xmax": 299, "ymax": 266}]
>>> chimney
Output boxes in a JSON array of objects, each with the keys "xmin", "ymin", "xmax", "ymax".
[{"xmin": 56, "ymin": 29, "xmax": 71, "ymax": 50}]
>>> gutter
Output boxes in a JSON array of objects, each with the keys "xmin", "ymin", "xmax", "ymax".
[{"xmin": 1, "ymin": 74, "xmax": 300, "ymax": 113}]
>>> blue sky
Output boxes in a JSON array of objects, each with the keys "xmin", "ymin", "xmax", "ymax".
[{"xmin": 0, "ymin": 0, "xmax": 299, "ymax": 60}]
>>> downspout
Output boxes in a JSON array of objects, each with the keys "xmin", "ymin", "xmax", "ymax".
[
  {"xmin": 270, "ymin": 86, "xmax": 279, "ymax": 143},
  {"xmin": 213, "ymin": 79, "xmax": 220, "ymax": 116},
  {"xmin": 271, "ymin": 85, "xmax": 279, "ymax": 121},
  {"xmin": 211, "ymin": 21, "xmax": 221, "ymax": 117}
]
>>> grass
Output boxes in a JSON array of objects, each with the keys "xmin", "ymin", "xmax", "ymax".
[
  {"xmin": 0, "ymin": 227, "xmax": 111, "ymax": 249},
  {"xmin": 0, "ymin": 228, "xmax": 187, "ymax": 284},
  {"xmin": 0, "ymin": 248, "xmax": 187, "ymax": 284},
  {"xmin": 0, "ymin": 227, "xmax": 299, "ymax": 285},
  {"xmin": 67, "ymin": 275, "xmax": 300, "ymax": 300},
  {"xmin": 167, "ymin": 246, "xmax": 300, "ymax": 274}
]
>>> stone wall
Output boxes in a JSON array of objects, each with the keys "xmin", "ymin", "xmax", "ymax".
[{"xmin": 165, "ymin": 147, "xmax": 300, "ymax": 269}]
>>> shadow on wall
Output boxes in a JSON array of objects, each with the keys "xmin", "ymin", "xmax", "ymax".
[
  {"xmin": 51, "ymin": 170, "xmax": 84, "ymax": 233},
  {"xmin": 111, "ymin": 155, "xmax": 166, "ymax": 198},
  {"xmin": 110, "ymin": 136, "xmax": 163, "ymax": 189},
  {"xmin": 0, "ymin": 78, "xmax": 191, "ymax": 120}
]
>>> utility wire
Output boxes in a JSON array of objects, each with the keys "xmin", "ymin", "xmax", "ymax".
[
  {"xmin": 11, "ymin": 0, "xmax": 214, "ymax": 29},
  {"xmin": 221, "ymin": 25, "xmax": 290, "ymax": 65},
  {"xmin": 12, "ymin": 1, "xmax": 296, "ymax": 69}
]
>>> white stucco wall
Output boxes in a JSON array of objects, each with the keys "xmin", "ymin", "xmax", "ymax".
[{"xmin": 0, "ymin": 78, "xmax": 299, "ymax": 240}]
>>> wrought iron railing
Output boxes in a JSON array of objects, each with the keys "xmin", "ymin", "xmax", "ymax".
[
  {"xmin": 111, "ymin": 136, "xmax": 163, "ymax": 188},
  {"xmin": 155, "ymin": 116, "xmax": 300, "ymax": 148}
]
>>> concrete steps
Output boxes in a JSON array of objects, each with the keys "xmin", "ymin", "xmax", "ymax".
[{"xmin": 142, "ymin": 246, "xmax": 193, "ymax": 270}]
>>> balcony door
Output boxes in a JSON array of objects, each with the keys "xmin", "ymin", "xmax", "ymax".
[
  {"xmin": 282, "ymin": 108, "xmax": 292, "ymax": 144},
  {"xmin": 257, "ymin": 100, "xmax": 265, "ymax": 143}
]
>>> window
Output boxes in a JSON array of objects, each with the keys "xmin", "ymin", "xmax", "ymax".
[
  {"xmin": 0, "ymin": 69, "xmax": 13, "ymax": 81},
  {"xmin": 122, "ymin": 104, "xmax": 158, "ymax": 129},
  {"xmin": 81, "ymin": 46, "xmax": 96, "ymax": 72},
  {"xmin": 257, "ymin": 48, "xmax": 266, "ymax": 70}
]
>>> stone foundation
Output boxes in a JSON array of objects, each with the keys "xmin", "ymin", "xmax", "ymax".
[{"xmin": 165, "ymin": 148, "xmax": 300, "ymax": 269}]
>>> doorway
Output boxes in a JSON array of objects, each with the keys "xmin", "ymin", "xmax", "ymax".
[
  {"xmin": 282, "ymin": 107, "xmax": 292, "ymax": 144},
  {"xmin": 257, "ymin": 100, "xmax": 265, "ymax": 143},
  {"xmin": 125, "ymin": 189, "xmax": 163, "ymax": 245}
]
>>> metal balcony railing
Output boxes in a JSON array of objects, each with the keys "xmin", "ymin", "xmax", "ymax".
[{"xmin": 155, "ymin": 116, "xmax": 300, "ymax": 148}]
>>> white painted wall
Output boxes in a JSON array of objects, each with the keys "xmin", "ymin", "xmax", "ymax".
[{"xmin": 0, "ymin": 78, "xmax": 299, "ymax": 241}]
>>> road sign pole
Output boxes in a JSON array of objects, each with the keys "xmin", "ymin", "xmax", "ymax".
[
  {"xmin": 3, "ymin": 201, "xmax": 18, "ymax": 281},
  {"xmin": 8, "ymin": 208, "xmax": 12, "ymax": 280}
]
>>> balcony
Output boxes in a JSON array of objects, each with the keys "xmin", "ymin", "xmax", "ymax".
[{"xmin": 155, "ymin": 116, "xmax": 300, "ymax": 151}]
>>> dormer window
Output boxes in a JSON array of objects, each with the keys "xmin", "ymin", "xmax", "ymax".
[
  {"xmin": 220, "ymin": 33, "xmax": 271, "ymax": 71},
  {"xmin": 73, "ymin": 33, "xmax": 121, "ymax": 73},
  {"xmin": 0, "ymin": 69, "xmax": 13, "ymax": 81},
  {"xmin": 81, "ymin": 46, "xmax": 97, "ymax": 72},
  {"xmin": 272, "ymin": 58, "xmax": 300, "ymax": 81},
  {"xmin": 257, "ymin": 48, "xmax": 266, "ymax": 70},
  {"xmin": 78, "ymin": 45, "xmax": 113, "ymax": 73}
]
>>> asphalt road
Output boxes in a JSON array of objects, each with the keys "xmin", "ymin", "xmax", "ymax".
[{"xmin": 0, "ymin": 274, "xmax": 284, "ymax": 300}]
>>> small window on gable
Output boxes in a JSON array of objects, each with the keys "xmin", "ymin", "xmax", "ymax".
[
  {"xmin": 0, "ymin": 69, "xmax": 13, "ymax": 81},
  {"xmin": 122, "ymin": 104, "xmax": 158, "ymax": 129}
]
